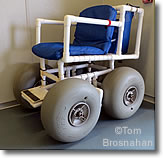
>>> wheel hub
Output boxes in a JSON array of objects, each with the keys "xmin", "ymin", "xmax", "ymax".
[
  {"xmin": 123, "ymin": 86, "xmax": 138, "ymax": 106},
  {"xmin": 69, "ymin": 102, "xmax": 90, "ymax": 127}
]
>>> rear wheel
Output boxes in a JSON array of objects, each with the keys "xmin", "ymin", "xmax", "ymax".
[
  {"xmin": 13, "ymin": 63, "xmax": 41, "ymax": 109},
  {"xmin": 102, "ymin": 67, "xmax": 145, "ymax": 119}
]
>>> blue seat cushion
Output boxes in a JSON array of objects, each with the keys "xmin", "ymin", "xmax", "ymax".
[
  {"xmin": 73, "ymin": 5, "xmax": 117, "ymax": 54},
  {"xmin": 109, "ymin": 11, "xmax": 134, "ymax": 54},
  {"xmin": 32, "ymin": 42, "xmax": 105, "ymax": 60}
]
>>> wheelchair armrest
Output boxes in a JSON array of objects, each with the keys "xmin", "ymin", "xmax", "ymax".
[
  {"xmin": 65, "ymin": 15, "xmax": 122, "ymax": 27},
  {"xmin": 36, "ymin": 18, "xmax": 77, "ymax": 26},
  {"xmin": 36, "ymin": 18, "xmax": 64, "ymax": 25}
]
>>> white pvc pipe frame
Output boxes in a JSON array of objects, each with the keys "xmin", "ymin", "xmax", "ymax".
[{"xmin": 35, "ymin": 5, "xmax": 144, "ymax": 86}]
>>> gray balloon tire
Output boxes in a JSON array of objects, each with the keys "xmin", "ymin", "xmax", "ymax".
[
  {"xmin": 13, "ymin": 63, "xmax": 40, "ymax": 109},
  {"xmin": 102, "ymin": 67, "xmax": 145, "ymax": 119},
  {"xmin": 41, "ymin": 78, "xmax": 101, "ymax": 143}
]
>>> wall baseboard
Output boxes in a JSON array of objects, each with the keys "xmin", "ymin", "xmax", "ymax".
[
  {"xmin": 144, "ymin": 94, "xmax": 155, "ymax": 104},
  {"xmin": 0, "ymin": 100, "xmax": 20, "ymax": 111}
]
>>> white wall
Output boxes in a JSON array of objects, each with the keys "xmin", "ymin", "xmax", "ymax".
[
  {"xmin": 0, "ymin": 0, "xmax": 154, "ymax": 103},
  {"xmin": 0, "ymin": 0, "xmax": 32, "ymax": 103}
]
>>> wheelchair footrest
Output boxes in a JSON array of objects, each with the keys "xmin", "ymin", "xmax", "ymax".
[{"xmin": 21, "ymin": 86, "xmax": 48, "ymax": 108}]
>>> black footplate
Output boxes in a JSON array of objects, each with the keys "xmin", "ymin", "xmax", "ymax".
[{"xmin": 23, "ymin": 90, "xmax": 40, "ymax": 102}]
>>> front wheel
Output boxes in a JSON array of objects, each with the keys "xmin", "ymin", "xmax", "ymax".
[
  {"xmin": 41, "ymin": 78, "xmax": 101, "ymax": 143},
  {"xmin": 102, "ymin": 67, "xmax": 145, "ymax": 119}
]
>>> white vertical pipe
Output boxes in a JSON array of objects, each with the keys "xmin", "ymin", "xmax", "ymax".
[
  {"xmin": 36, "ymin": 20, "xmax": 46, "ymax": 70},
  {"xmin": 135, "ymin": 10, "xmax": 144, "ymax": 57},
  {"xmin": 58, "ymin": 60, "xmax": 64, "ymax": 80},
  {"xmin": 36, "ymin": 19, "xmax": 46, "ymax": 86},
  {"xmin": 110, "ymin": 60, "xmax": 115, "ymax": 70},
  {"xmin": 36, "ymin": 20, "xmax": 41, "ymax": 44},
  {"xmin": 63, "ymin": 15, "xmax": 71, "ymax": 62},
  {"xmin": 116, "ymin": 6, "xmax": 126, "ymax": 56},
  {"xmin": 88, "ymin": 61, "xmax": 91, "ymax": 72}
]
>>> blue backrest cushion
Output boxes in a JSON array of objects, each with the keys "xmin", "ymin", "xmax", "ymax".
[
  {"xmin": 73, "ymin": 5, "xmax": 117, "ymax": 54},
  {"xmin": 109, "ymin": 11, "xmax": 134, "ymax": 54}
]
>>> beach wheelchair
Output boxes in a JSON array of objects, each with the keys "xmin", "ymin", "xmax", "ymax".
[{"xmin": 13, "ymin": 4, "xmax": 144, "ymax": 142}]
